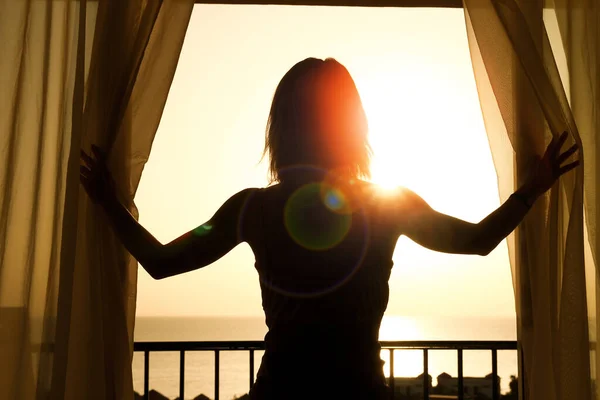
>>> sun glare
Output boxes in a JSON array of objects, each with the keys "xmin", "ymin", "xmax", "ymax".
[
  {"xmin": 355, "ymin": 61, "xmax": 481, "ymax": 211},
  {"xmin": 358, "ymin": 72, "xmax": 424, "ymax": 193},
  {"xmin": 379, "ymin": 316, "xmax": 425, "ymax": 377}
]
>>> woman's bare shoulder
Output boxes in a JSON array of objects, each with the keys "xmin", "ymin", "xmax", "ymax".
[{"xmin": 354, "ymin": 180, "xmax": 420, "ymax": 204}]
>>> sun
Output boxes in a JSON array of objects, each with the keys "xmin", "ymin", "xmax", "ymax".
[
  {"xmin": 369, "ymin": 152, "xmax": 404, "ymax": 191},
  {"xmin": 359, "ymin": 77, "xmax": 415, "ymax": 192}
]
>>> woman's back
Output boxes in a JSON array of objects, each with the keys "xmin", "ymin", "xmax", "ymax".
[{"xmin": 242, "ymin": 178, "xmax": 398, "ymax": 399}]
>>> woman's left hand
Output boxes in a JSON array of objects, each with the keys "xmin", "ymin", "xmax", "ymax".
[
  {"xmin": 80, "ymin": 144, "xmax": 117, "ymax": 206},
  {"xmin": 520, "ymin": 131, "xmax": 580, "ymax": 199}
]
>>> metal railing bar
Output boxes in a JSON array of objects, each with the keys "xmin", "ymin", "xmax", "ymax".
[
  {"xmin": 389, "ymin": 348, "xmax": 395, "ymax": 400},
  {"xmin": 215, "ymin": 350, "xmax": 220, "ymax": 400},
  {"xmin": 133, "ymin": 340, "xmax": 517, "ymax": 352},
  {"xmin": 38, "ymin": 338, "xmax": 544, "ymax": 353},
  {"xmin": 423, "ymin": 349, "xmax": 429, "ymax": 400},
  {"xmin": 179, "ymin": 350, "xmax": 185, "ymax": 400},
  {"xmin": 382, "ymin": 340, "xmax": 517, "ymax": 350},
  {"xmin": 134, "ymin": 340, "xmax": 265, "ymax": 352},
  {"xmin": 458, "ymin": 348, "xmax": 464, "ymax": 400},
  {"xmin": 249, "ymin": 349, "xmax": 255, "ymax": 389},
  {"xmin": 492, "ymin": 348, "xmax": 499, "ymax": 400},
  {"xmin": 144, "ymin": 350, "xmax": 149, "ymax": 400},
  {"xmin": 520, "ymin": 345, "xmax": 526, "ymax": 400}
]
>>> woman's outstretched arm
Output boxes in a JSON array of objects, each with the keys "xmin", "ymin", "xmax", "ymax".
[
  {"xmin": 80, "ymin": 145, "xmax": 253, "ymax": 279},
  {"xmin": 394, "ymin": 131, "xmax": 579, "ymax": 256}
]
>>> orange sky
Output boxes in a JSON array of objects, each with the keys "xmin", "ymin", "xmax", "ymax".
[{"xmin": 133, "ymin": 5, "xmax": 516, "ymax": 318}]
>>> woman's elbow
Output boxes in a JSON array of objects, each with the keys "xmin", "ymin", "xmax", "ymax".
[
  {"xmin": 448, "ymin": 236, "xmax": 493, "ymax": 256},
  {"xmin": 141, "ymin": 257, "xmax": 202, "ymax": 280},
  {"xmin": 475, "ymin": 247, "xmax": 492, "ymax": 256},
  {"xmin": 150, "ymin": 271, "xmax": 169, "ymax": 280},
  {"xmin": 466, "ymin": 227, "xmax": 497, "ymax": 256},
  {"xmin": 140, "ymin": 261, "xmax": 169, "ymax": 280},
  {"xmin": 473, "ymin": 241, "xmax": 497, "ymax": 256}
]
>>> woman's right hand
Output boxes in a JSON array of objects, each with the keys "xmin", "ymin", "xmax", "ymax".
[
  {"xmin": 80, "ymin": 144, "xmax": 117, "ymax": 206},
  {"xmin": 517, "ymin": 131, "xmax": 580, "ymax": 203}
]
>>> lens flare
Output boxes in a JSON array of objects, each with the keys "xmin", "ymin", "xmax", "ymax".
[
  {"xmin": 284, "ymin": 182, "xmax": 352, "ymax": 251},
  {"xmin": 193, "ymin": 223, "xmax": 213, "ymax": 236},
  {"xmin": 323, "ymin": 188, "xmax": 345, "ymax": 211},
  {"xmin": 319, "ymin": 170, "xmax": 363, "ymax": 215}
]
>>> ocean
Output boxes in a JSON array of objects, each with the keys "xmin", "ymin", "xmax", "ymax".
[{"xmin": 133, "ymin": 315, "xmax": 518, "ymax": 400}]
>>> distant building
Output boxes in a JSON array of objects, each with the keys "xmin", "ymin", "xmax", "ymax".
[
  {"xmin": 393, "ymin": 373, "xmax": 432, "ymax": 399},
  {"xmin": 436, "ymin": 372, "xmax": 498, "ymax": 399},
  {"xmin": 391, "ymin": 372, "xmax": 499, "ymax": 400}
]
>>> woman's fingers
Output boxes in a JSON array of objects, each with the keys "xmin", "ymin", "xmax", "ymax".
[
  {"xmin": 80, "ymin": 147, "xmax": 108, "ymax": 203},
  {"xmin": 80, "ymin": 150, "xmax": 95, "ymax": 167},
  {"xmin": 557, "ymin": 143, "xmax": 579, "ymax": 165},
  {"xmin": 91, "ymin": 144, "xmax": 106, "ymax": 161},
  {"xmin": 79, "ymin": 171, "xmax": 91, "ymax": 189},
  {"xmin": 557, "ymin": 131, "xmax": 569, "ymax": 152},
  {"xmin": 558, "ymin": 160, "xmax": 580, "ymax": 176},
  {"xmin": 549, "ymin": 131, "xmax": 569, "ymax": 158},
  {"xmin": 81, "ymin": 145, "xmax": 107, "ymax": 165},
  {"xmin": 80, "ymin": 165, "xmax": 91, "ymax": 178}
]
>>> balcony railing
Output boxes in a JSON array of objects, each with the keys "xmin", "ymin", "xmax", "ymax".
[{"xmin": 133, "ymin": 340, "xmax": 518, "ymax": 400}]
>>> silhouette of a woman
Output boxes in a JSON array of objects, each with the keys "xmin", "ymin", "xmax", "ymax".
[{"xmin": 80, "ymin": 58, "xmax": 579, "ymax": 400}]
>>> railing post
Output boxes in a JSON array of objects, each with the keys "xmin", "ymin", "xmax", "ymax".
[
  {"xmin": 423, "ymin": 349, "xmax": 429, "ymax": 400},
  {"xmin": 492, "ymin": 348, "xmax": 499, "ymax": 400},
  {"xmin": 458, "ymin": 348, "xmax": 464, "ymax": 400},
  {"xmin": 144, "ymin": 350, "xmax": 150, "ymax": 400},
  {"xmin": 389, "ymin": 348, "xmax": 395, "ymax": 400},
  {"xmin": 215, "ymin": 350, "xmax": 220, "ymax": 400},
  {"xmin": 179, "ymin": 350, "xmax": 185, "ymax": 400},
  {"xmin": 519, "ymin": 345, "xmax": 526, "ymax": 400},
  {"xmin": 249, "ymin": 349, "xmax": 255, "ymax": 390}
]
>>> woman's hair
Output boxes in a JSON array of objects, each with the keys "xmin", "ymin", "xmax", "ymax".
[{"xmin": 263, "ymin": 57, "xmax": 371, "ymax": 183}]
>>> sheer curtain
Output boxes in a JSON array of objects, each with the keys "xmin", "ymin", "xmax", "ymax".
[
  {"xmin": 551, "ymin": 1, "xmax": 600, "ymax": 398},
  {"xmin": 0, "ymin": 2, "xmax": 89, "ymax": 398},
  {"xmin": 463, "ymin": 0, "xmax": 598, "ymax": 398},
  {"xmin": 0, "ymin": 1, "xmax": 193, "ymax": 399}
]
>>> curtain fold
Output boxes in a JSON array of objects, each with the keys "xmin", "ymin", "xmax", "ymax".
[
  {"xmin": 463, "ymin": 0, "xmax": 596, "ymax": 398},
  {"xmin": 551, "ymin": 0, "xmax": 600, "ymax": 397},
  {"xmin": 0, "ymin": 0, "xmax": 194, "ymax": 399},
  {"xmin": 0, "ymin": 1, "xmax": 87, "ymax": 398}
]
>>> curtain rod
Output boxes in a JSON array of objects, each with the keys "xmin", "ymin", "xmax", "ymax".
[{"xmin": 194, "ymin": 0, "xmax": 464, "ymax": 8}]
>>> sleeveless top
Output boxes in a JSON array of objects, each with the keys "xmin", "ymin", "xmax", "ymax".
[{"xmin": 240, "ymin": 178, "xmax": 399, "ymax": 399}]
